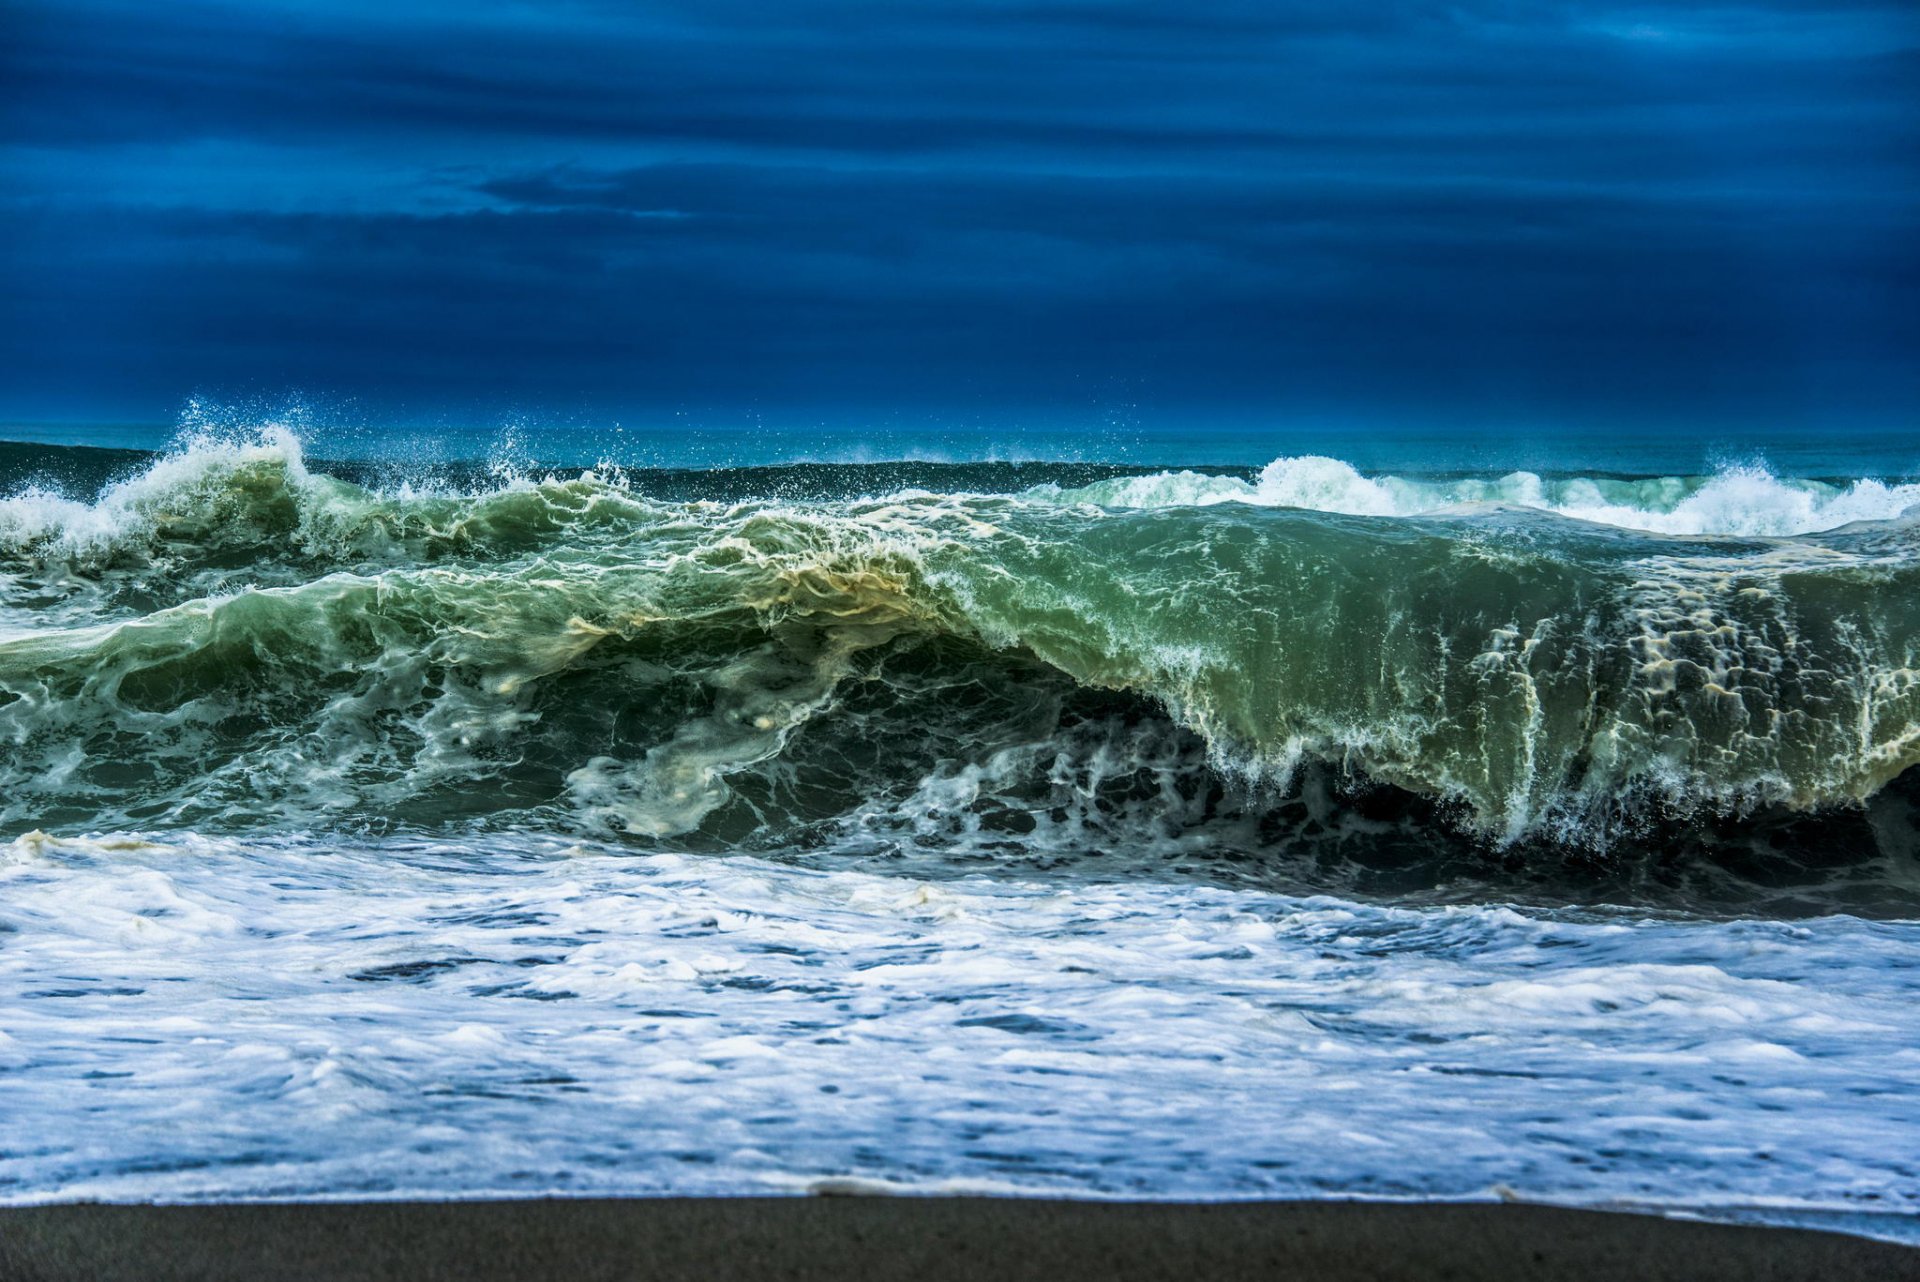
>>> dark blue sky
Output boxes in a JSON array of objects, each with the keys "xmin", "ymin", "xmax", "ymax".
[{"xmin": 2, "ymin": 0, "xmax": 1915, "ymax": 435}]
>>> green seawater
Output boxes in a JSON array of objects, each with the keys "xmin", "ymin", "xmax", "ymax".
[{"xmin": 3, "ymin": 432, "xmax": 1918, "ymax": 912}]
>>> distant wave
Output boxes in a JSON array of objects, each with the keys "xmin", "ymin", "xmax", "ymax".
[
  {"xmin": 0, "ymin": 431, "xmax": 1917, "ymax": 896},
  {"xmin": 1049, "ymin": 455, "xmax": 1920, "ymax": 536}
]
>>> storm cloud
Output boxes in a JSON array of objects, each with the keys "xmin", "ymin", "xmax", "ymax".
[{"xmin": 2, "ymin": 0, "xmax": 1914, "ymax": 432}]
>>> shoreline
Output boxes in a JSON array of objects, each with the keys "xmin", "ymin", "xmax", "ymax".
[{"xmin": 3, "ymin": 1196, "xmax": 1915, "ymax": 1282}]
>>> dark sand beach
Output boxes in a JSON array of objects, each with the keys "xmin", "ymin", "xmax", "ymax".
[{"xmin": 2, "ymin": 1198, "xmax": 1915, "ymax": 1282}]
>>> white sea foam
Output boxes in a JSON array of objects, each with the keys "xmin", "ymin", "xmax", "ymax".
[
  {"xmin": 1058, "ymin": 456, "xmax": 1920, "ymax": 536},
  {"xmin": 2, "ymin": 828, "xmax": 1918, "ymax": 1239},
  {"xmin": 0, "ymin": 424, "xmax": 317, "ymax": 560},
  {"xmin": 6, "ymin": 429, "xmax": 1915, "ymax": 558}
]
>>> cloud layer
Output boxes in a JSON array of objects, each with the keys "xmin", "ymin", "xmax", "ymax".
[{"xmin": 2, "ymin": 0, "xmax": 1915, "ymax": 431}]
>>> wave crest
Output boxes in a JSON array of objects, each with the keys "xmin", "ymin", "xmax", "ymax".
[
  {"xmin": 1, "ymin": 433, "xmax": 1918, "ymax": 867},
  {"xmin": 1056, "ymin": 455, "xmax": 1920, "ymax": 536}
]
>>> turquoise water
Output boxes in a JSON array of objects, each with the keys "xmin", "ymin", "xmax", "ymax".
[{"xmin": 7, "ymin": 411, "xmax": 1919, "ymax": 477}]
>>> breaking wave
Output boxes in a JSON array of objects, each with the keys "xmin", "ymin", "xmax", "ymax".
[
  {"xmin": 1052, "ymin": 455, "xmax": 1920, "ymax": 536},
  {"xmin": 2, "ymin": 431, "xmax": 1918, "ymax": 905}
]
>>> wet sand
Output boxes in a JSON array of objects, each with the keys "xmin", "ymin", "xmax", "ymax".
[{"xmin": 1, "ymin": 1197, "xmax": 1914, "ymax": 1282}]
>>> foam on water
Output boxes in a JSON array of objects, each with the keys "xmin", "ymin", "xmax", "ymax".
[
  {"xmin": 5, "ymin": 433, "xmax": 1918, "ymax": 559},
  {"xmin": 1058, "ymin": 455, "xmax": 1920, "ymax": 535},
  {"xmin": 1, "ymin": 829, "xmax": 1916, "ymax": 1239},
  {"xmin": 0, "ymin": 426, "xmax": 318, "ymax": 562}
]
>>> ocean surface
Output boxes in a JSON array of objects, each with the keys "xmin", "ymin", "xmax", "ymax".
[{"xmin": 2, "ymin": 418, "xmax": 1918, "ymax": 1242}]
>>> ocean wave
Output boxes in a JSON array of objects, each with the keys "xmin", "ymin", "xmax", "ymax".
[
  {"xmin": 1053, "ymin": 455, "xmax": 1920, "ymax": 536},
  {"xmin": 1, "ymin": 432, "xmax": 1918, "ymax": 878}
]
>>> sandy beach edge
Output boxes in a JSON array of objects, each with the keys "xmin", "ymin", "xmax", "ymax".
[{"xmin": 2, "ymin": 1196, "xmax": 1915, "ymax": 1282}]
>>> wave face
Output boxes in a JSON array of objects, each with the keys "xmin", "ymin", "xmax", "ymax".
[{"xmin": 3, "ymin": 434, "xmax": 1919, "ymax": 908}]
